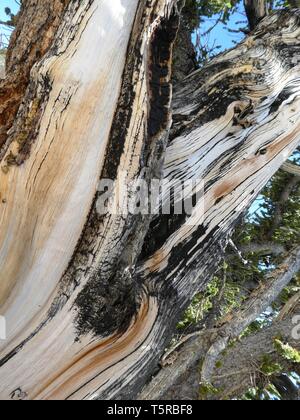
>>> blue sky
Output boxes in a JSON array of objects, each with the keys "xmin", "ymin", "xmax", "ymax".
[
  {"xmin": 199, "ymin": 2, "xmax": 246, "ymax": 54},
  {"xmin": 0, "ymin": 0, "xmax": 19, "ymax": 41},
  {"xmin": 0, "ymin": 0, "xmax": 19, "ymax": 20}
]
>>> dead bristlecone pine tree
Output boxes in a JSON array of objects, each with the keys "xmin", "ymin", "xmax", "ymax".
[{"xmin": 0, "ymin": 0, "xmax": 299, "ymax": 400}]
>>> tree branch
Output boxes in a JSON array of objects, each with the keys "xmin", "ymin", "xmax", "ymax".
[
  {"xmin": 227, "ymin": 242, "xmax": 286, "ymax": 258},
  {"xmin": 201, "ymin": 246, "xmax": 300, "ymax": 384},
  {"xmin": 141, "ymin": 299, "xmax": 300, "ymax": 400},
  {"xmin": 210, "ymin": 315, "xmax": 300, "ymax": 400},
  {"xmin": 281, "ymin": 161, "xmax": 300, "ymax": 177},
  {"xmin": 140, "ymin": 247, "xmax": 300, "ymax": 399},
  {"xmin": 271, "ymin": 175, "xmax": 300, "ymax": 236},
  {"xmin": 278, "ymin": 291, "xmax": 300, "ymax": 321}
]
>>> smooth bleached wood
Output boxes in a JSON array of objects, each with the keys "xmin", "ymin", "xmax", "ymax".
[{"xmin": 0, "ymin": 0, "xmax": 139, "ymax": 345}]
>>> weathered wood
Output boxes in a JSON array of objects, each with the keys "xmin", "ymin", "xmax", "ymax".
[
  {"xmin": 0, "ymin": 4, "xmax": 299, "ymax": 400},
  {"xmin": 0, "ymin": 0, "xmax": 179, "ymax": 400}
]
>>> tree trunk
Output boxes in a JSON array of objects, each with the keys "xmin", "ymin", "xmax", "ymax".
[
  {"xmin": 158, "ymin": 315, "xmax": 300, "ymax": 400},
  {"xmin": 244, "ymin": 0, "xmax": 268, "ymax": 30},
  {"xmin": 0, "ymin": 2, "xmax": 299, "ymax": 400}
]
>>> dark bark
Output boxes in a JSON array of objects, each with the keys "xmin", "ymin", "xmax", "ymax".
[
  {"xmin": 244, "ymin": 0, "xmax": 268, "ymax": 30},
  {"xmin": 273, "ymin": 375, "xmax": 300, "ymax": 400},
  {"xmin": 172, "ymin": 7, "xmax": 198, "ymax": 82}
]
